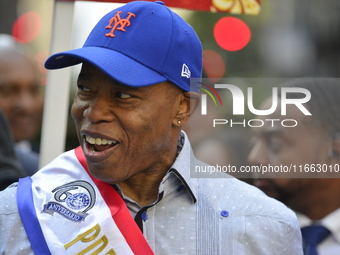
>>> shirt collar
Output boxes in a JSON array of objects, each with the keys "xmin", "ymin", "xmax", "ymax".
[
  {"xmin": 321, "ymin": 208, "xmax": 340, "ymax": 244},
  {"xmin": 297, "ymin": 208, "xmax": 340, "ymax": 244},
  {"xmin": 159, "ymin": 131, "xmax": 197, "ymax": 204}
]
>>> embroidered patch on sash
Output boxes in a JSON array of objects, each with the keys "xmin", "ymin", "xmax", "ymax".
[
  {"xmin": 42, "ymin": 181, "xmax": 96, "ymax": 223},
  {"xmin": 66, "ymin": 193, "xmax": 90, "ymax": 210}
]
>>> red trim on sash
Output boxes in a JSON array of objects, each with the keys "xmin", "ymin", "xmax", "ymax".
[{"xmin": 74, "ymin": 146, "xmax": 155, "ymax": 255}]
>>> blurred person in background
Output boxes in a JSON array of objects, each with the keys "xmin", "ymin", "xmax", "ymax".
[
  {"xmin": 248, "ymin": 78, "xmax": 340, "ymax": 255},
  {"xmin": 0, "ymin": 38, "xmax": 43, "ymax": 176},
  {"xmin": 0, "ymin": 108, "xmax": 25, "ymax": 190}
]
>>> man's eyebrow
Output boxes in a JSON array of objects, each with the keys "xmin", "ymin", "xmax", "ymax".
[
  {"xmin": 261, "ymin": 128, "xmax": 285, "ymax": 138},
  {"xmin": 253, "ymin": 126, "xmax": 282, "ymax": 136},
  {"xmin": 77, "ymin": 72, "xmax": 146, "ymax": 92},
  {"xmin": 109, "ymin": 80, "xmax": 146, "ymax": 93},
  {"xmin": 77, "ymin": 73, "xmax": 92, "ymax": 81}
]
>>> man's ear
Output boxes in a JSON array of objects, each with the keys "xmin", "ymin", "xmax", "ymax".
[{"xmin": 173, "ymin": 91, "xmax": 200, "ymax": 126}]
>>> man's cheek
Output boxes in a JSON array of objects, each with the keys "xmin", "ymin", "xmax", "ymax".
[{"xmin": 71, "ymin": 102, "xmax": 86, "ymax": 121}]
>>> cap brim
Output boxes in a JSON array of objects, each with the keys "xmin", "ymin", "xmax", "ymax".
[{"xmin": 44, "ymin": 46, "xmax": 167, "ymax": 87}]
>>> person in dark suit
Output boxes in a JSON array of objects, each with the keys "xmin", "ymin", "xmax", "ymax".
[{"xmin": 0, "ymin": 109, "xmax": 25, "ymax": 190}]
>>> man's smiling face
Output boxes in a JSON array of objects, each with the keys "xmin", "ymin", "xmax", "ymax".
[{"xmin": 71, "ymin": 62, "xmax": 184, "ymax": 184}]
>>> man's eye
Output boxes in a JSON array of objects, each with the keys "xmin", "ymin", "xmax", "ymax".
[
  {"xmin": 267, "ymin": 137, "xmax": 282, "ymax": 153},
  {"xmin": 77, "ymin": 85, "xmax": 90, "ymax": 92},
  {"xmin": 0, "ymin": 85, "xmax": 18, "ymax": 96},
  {"xmin": 117, "ymin": 92, "xmax": 131, "ymax": 99}
]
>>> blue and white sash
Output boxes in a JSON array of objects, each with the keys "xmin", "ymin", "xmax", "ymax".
[{"xmin": 17, "ymin": 146, "xmax": 154, "ymax": 255}]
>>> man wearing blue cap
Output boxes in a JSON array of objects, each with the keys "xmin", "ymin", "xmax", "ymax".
[{"xmin": 0, "ymin": 1, "xmax": 302, "ymax": 254}]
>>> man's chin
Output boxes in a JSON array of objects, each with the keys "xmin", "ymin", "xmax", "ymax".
[{"xmin": 87, "ymin": 164, "xmax": 127, "ymax": 185}]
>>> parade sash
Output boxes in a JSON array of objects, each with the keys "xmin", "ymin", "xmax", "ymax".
[{"xmin": 17, "ymin": 146, "xmax": 154, "ymax": 255}]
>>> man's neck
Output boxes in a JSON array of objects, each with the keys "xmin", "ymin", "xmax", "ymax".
[
  {"xmin": 118, "ymin": 167, "xmax": 168, "ymax": 207},
  {"xmin": 118, "ymin": 132, "xmax": 184, "ymax": 207}
]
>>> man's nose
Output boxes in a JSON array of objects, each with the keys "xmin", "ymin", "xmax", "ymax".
[
  {"xmin": 248, "ymin": 141, "xmax": 268, "ymax": 166},
  {"xmin": 82, "ymin": 95, "xmax": 116, "ymax": 123},
  {"xmin": 14, "ymin": 91, "xmax": 36, "ymax": 112}
]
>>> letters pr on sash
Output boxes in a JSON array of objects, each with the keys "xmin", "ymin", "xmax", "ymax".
[{"xmin": 64, "ymin": 223, "xmax": 117, "ymax": 255}]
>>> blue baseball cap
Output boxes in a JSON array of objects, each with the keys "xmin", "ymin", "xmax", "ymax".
[{"xmin": 45, "ymin": 1, "xmax": 202, "ymax": 92}]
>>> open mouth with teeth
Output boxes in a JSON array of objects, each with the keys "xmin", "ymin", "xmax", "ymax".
[{"xmin": 85, "ymin": 135, "xmax": 118, "ymax": 152}]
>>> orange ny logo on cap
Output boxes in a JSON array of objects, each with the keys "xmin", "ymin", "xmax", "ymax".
[{"xmin": 105, "ymin": 11, "xmax": 136, "ymax": 38}]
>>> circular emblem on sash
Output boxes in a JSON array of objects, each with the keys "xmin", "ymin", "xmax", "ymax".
[{"xmin": 66, "ymin": 193, "xmax": 90, "ymax": 210}]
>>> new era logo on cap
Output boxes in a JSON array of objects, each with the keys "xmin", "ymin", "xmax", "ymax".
[{"xmin": 181, "ymin": 63, "xmax": 191, "ymax": 78}]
